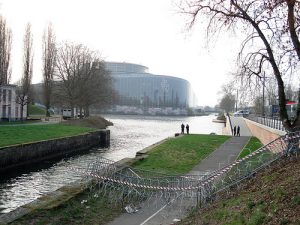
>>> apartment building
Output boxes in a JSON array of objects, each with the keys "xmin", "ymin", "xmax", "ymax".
[{"xmin": 0, "ymin": 84, "xmax": 27, "ymax": 121}]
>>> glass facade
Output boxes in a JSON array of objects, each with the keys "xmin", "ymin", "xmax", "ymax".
[{"xmin": 106, "ymin": 62, "xmax": 196, "ymax": 108}]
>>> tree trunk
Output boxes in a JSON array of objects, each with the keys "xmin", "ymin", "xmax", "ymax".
[
  {"xmin": 292, "ymin": 88, "xmax": 300, "ymax": 129},
  {"xmin": 45, "ymin": 97, "xmax": 50, "ymax": 117},
  {"xmin": 84, "ymin": 106, "xmax": 90, "ymax": 117},
  {"xmin": 20, "ymin": 104, "xmax": 24, "ymax": 121},
  {"xmin": 70, "ymin": 103, "xmax": 74, "ymax": 118},
  {"xmin": 287, "ymin": 0, "xmax": 300, "ymax": 60},
  {"xmin": 250, "ymin": 14, "xmax": 292, "ymax": 130}
]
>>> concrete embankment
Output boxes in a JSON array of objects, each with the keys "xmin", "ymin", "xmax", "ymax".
[
  {"xmin": 244, "ymin": 118, "xmax": 286, "ymax": 145},
  {"xmin": 0, "ymin": 136, "xmax": 168, "ymax": 224},
  {"xmin": 0, "ymin": 129, "xmax": 110, "ymax": 173}
]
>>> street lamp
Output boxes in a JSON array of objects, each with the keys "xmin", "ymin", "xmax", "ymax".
[{"xmin": 262, "ymin": 72, "xmax": 265, "ymax": 117}]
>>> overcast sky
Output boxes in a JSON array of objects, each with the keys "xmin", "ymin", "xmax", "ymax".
[{"xmin": 0, "ymin": 0, "xmax": 242, "ymax": 106}]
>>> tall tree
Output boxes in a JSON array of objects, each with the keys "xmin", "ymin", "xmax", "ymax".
[
  {"xmin": 76, "ymin": 59, "xmax": 113, "ymax": 117},
  {"xmin": 42, "ymin": 24, "xmax": 56, "ymax": 117},
  {"xmin": 219, "ymin": 93, "xmax": 236, "ymax": 113},
  {"xmin": 54, "ymin": 42, "xmax": 114, "ymax": 118},
  {"xmin": 16, "ymin": 23, "xmax": 33, "ymax": 120},
  {"xmin": 54, "ymin": 42, "xmax": 81, "ymax": 116},
  {"xmin": 0, "ymin": 16, "xmax": 12, "ymax": 85},
  {"xmin": 181, "ymin": 0, "xmax": 300, "ymax": 130}
]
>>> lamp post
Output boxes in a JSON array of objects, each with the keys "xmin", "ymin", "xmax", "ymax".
[
  {"xmin": 262, "ymin": 72, "xmax": 265, "ymax": 117},
  {"xmin": 235, "ymin": 89, "xmax": 238, "ymax": 112}
]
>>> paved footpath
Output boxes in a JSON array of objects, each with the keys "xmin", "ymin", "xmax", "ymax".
[
  {"xmin": 230, "ymin": 116, "xmax": 252, "ymax": 136},
  {"xmin": 107, "ymin": 117, "xmax": 252, "ymax": 225}
]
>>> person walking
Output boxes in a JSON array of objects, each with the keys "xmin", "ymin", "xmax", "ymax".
[
  {"xmin": 233, "ymin": 126, "xmax": 236, "ymax": 136},
  {"xmin": 181, "ymin": 123, "xmax": 185, "ymax": 134},
  {"xmin": 186, "ymin": 124, "xmax": 189, "ymax": 134},
  {"xmin": 237, "ymin": 125, "xmax": 240, "ymax": 136}
]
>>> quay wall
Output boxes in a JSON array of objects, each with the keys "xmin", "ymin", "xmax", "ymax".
[
  {"xmin": 244, "ymin": 119, "xmax": 286, "ymax": 145},
  {"xmin": 224, "ymin": 114, "xmax": 233, "ymax": 135},
  {"xmin": 0, "ymin": 129, "xmax": 110, "ymax": 173}
]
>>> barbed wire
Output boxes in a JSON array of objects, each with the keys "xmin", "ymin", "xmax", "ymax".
[{"xmin": 72, "ymin": 131, "xmax": 300, "ymax": 210}]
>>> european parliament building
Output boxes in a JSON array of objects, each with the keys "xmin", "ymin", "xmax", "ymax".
[{"xmin": 105, "ymin": 62, "xmax": 196, "ymax": 110}]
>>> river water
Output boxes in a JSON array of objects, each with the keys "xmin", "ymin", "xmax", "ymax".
[{"xmin": 0, "ymin": 114, "xmax": 224, "ymax": 214}]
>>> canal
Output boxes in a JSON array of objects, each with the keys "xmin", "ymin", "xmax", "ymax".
[{"xmin": 0, "ymin": 114, "xmax": 224, "ymax": 214}]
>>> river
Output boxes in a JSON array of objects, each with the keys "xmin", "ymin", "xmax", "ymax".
[{"xmin": 0, "ymin": 114, "xmax": 224, "ymax": 214}]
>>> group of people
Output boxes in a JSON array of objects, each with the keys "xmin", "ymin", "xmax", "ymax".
[
  {"xmin": 181, "ymin": 123, "xmax": 189, "ymax": 134},
  {"xmin": 233, "ymin": 125, "xmax": 241, "ymax": 136}
]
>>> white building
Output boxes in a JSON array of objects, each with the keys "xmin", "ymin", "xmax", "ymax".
[{"xmin": 0, "ymin": 84, "xmax": 27, "ymax": 121}]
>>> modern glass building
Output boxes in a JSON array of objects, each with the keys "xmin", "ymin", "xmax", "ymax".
[{"xmin": 105, "ymin": 62, "xmax": 196, "ymax": 109}]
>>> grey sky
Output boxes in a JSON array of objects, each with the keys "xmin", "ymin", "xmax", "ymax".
[{"xmin": 1, "ymin": 0, "xmax": 241, "ymax": 106}]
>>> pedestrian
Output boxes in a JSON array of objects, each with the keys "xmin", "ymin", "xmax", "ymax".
[
  {"xmin": 186, "ymin": 124, "xmax": 189, "ymax": 134},
  {"xmin": 233, "ymin": 126, "xmax": 236, "ymax": 136},
  {"xmin": 181, "ymin": 123, "xmax": 185, "ymax": 134},
  {"xmin": 237, "ymin": 125, "xmax": 240, "ymax": 136}
]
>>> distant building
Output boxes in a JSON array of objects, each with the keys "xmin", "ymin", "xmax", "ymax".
[
  {"xmin": 105, "ymin": 62, "xmax": 197, "ymax": 111},
  {"xmin": 0, "ymin": 85, "xmax": 27, "ymax": 121}
]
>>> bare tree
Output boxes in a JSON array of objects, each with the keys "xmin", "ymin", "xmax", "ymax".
[
  {"xmin": 16, "ymin": 23, "xmax": 33, "ymax": 120},
  {"xmin": 219, "ymin": 93, "xmax": 235, "ymax": 113},
  {"xmin": 181, "ymin": 0, "xmax": 300, "ymax": 130},
  {"xmin": 54, "ymin": 42, "xmax": 81, "ymax": 117},
  {"xmin": 54, "ymin": 42, "xmax": 114, "ymax": 118},
  {"xmin": 76, "ymin": 59, "xmax": 114, "ymax": 117},
  {"xmin": 42, "ymin": 24, "xmax": 56, "ymax": 117},
  {"xmin": 0, "ymin": 16, "xmax": 12, "ymax": 85}
]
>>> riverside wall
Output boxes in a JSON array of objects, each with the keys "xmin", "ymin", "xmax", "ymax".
[
  {"xmin": 0, "ymin": 129, "xmax": 110, "ymax": 173},
  {"xmin": 223, "ymin": 114, "xmax": 233, "ymax": 135},
  {"xmin": 0, "ymin": 134, "xmax": 165, "ymax": 224},
  {"xmin": 244, "ymin": 119, "xmax": 286, "ymax": 145}
]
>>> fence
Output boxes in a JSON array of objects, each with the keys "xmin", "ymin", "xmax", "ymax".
[
  {"xmin": 75, "ymin": 131, "xmax": 300, "ymax": 211},
  {"xmin": 247, "ymin": 115, "xmax": 285, "ymax": 131}
]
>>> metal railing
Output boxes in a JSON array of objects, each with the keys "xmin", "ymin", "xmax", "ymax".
[
  {"xmin": 247, "ymin": 114, "xmax": 285, "ymax": 131},
  {"xmin": 226, "ymin": 112, "xmax": 233, "ymax": 135}
]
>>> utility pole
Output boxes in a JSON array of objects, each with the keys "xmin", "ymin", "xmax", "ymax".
[
  {"xmin": 235, "ymin": 89, "xmax": 238, "ymax": 112},
  {"xmin": 262, "ymin": 72, "xmax": 265, "ymax": 117}
]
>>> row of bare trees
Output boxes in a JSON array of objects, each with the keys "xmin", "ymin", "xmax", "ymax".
[
  {"xmin": 0, "ymin": 16, "xmax": 12, "ymax": 86},
  {"xmin": 41, "ymin": 26, "xmax": 114, "ymax": 118},
  {"xmin": 16, "ymin": 24, "xmax": 33, "ymax": 120},
  {"xmin": 53, "ymin": 42, "xmax": 113, "ymax": 117},
  {"xmin": 0, "ymin": 17, "xmax": 33, "ymax": 120},
  {"xmin": 182, "ymin": 0, "xmax": 300, "ymax": 130},
  {"xmin": 0, "ymin": 15, "xmax": 113, "ymax": 119}
]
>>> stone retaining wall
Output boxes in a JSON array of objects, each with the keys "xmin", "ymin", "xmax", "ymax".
[
  {"xmin": 0, "ymin": 129, "xmax": 110, "ymax": 173},
  {"xmin": 244, "ymin": 119, "xmax": 285, "ymax": 145},
  {"xmin": 224, "ymin": 114, "xmax": 233, "ymax": 135}
]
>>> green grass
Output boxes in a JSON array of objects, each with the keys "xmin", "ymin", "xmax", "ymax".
[
  {"xmin": 238, "ymin": 137, "xmax": 263, "ymax": 159},
  {"xmin": 11, "ymin": 188, "xmax": 124, "ymax": 225},
  {"xmin": 0, "ymin": 124, "xmax": 95, "ymax": 147},
  {"xmin": 0, "ymin": 120, "xmax": 39, "ymax": 125},
  {"xmin": 180, "ymin": 154, "xmax": 300, "ymax": 225},
  {"xmin": 9, "ymin": 134, "xmax": 230, "ymax": 224},
  {"xmin": 28, "ymin": 104, "xmax": 47, "ymax": 115},
  {"xmin": 132, "ymin": 134, "xmax": 230, "ymax": 174}
]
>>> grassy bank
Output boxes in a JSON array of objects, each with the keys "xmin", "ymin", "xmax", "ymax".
[
  {"xmin": 10, "ymin": 186, "xmax": 124, "ymax": 225},
  {"xmin": 0, "ymin": 124, "xmax": 95, "ymax": 147},
  {"xmin": 9, "ymin": 134, "xmax": 230, "ymax": 224},
  {"xmin": 28, "ymin": 104, "xmax": 49, "ymax": 116},
  {"xmin": 61, "ymin": 116, "xmax": 113, "ymax": 129},
  {"xmin": 238, "ymin": 137, "xmax": 263, "ymax": 159},
  {"xmin": 180, "ymin": 156, "xmax": 300, "ymax": 225},
  {"xmin": 133, "ymin": 134, "xmax": 230, "ymax": 174}
]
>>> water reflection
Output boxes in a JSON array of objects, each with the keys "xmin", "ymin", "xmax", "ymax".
[{"xmin": 0, "ymin": 114, "xmax": 223, "ymax": 214}]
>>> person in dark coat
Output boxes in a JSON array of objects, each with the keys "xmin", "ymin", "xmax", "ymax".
[
  {"xmin": 181, "ymin": 123, "xmax": 185, "ymax": 134},
  {"xmin": 237, "ymin": 125, "xmax": 240, "ymax": 136},
  {"xmin": 233, "ymin": 126, "xmax": 236, "ymax": 136},
  {"xmin": 186, "ymin": 124, "xmax": 189, "ymax": 134}
]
